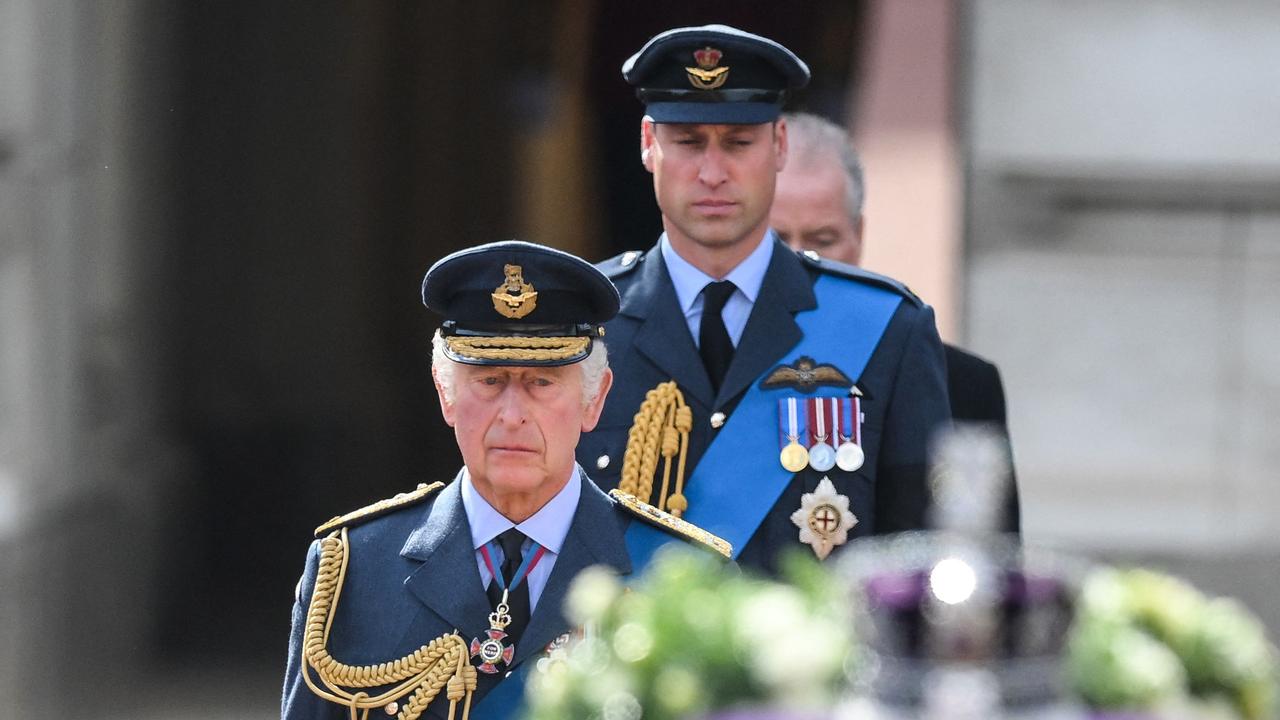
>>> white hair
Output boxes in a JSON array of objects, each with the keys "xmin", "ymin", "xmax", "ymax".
[
  {"xmin": 782, "ymin": 111, "xmax": 865, "ymax": 224},
  {"xmin": 431, "ymin": 331, "xmax": 610, "ymax": 408}
]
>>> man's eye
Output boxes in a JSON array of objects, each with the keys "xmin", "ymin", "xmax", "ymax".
[
  {"xmin": 481, "ymin": 376, "xmax": 503, "ymax": 386},
  {"xmin": 531, "ymin": 377, "xmax": 553, "ymax": 387}
]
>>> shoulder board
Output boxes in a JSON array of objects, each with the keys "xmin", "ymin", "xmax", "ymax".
[
  {"xmin": 796, "ymin": 249, "xmax": 923, "ymax": 307},
  {"xmin": 596, "ymin": 250, "xmax": 645, "ymax": 280},
  {"xmin": 314, "ymin": 481, "xmax": 445, "ymax": 538},
  {"xmin": 608, "ymin": 489, "xmax": 732, "ymax": 559}
]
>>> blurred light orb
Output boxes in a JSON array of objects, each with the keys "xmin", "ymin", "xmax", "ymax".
[
  {"xmin": 929, "ymin": 557, "xmax": 977, "ymax": 605},
  {"xmin": 601, "ymin": 691, "xmax": 642, "ymax": 720},
  {"xmin": 612, "ymin": 622, "xmax": 654, "ymax": 663}
]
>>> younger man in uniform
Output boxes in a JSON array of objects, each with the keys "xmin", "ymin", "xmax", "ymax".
[{"xmin": 577, "ymin": 26, "xmax": 951, "ymax": 574}]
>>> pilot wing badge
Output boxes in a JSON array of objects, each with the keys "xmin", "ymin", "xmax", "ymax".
[{"xmin": 760, "ymin": 356, "xmax": 852, "ymax": 393}]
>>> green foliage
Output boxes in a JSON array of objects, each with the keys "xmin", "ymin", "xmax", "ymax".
[
  {"xmin": 523, "ymin": 547, "xmax": 853, "ymax": 720},
  {"xmin": 1068, "ymin": 568, "xmax": 1279, "ymax": 720}
]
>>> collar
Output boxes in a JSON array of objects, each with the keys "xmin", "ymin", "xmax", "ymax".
[
  {"xmin": 660, "ymin": 230, "xmax": 775, "ymax": 312},
  {"xmin": 460, "ymin": 465, "xmax": 582, "ymax": 554}
]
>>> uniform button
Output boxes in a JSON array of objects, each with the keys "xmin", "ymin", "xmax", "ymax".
[
  {"xmin": 385, "ymin": 702, "xmax": 399, "ymax": 715},
  {"xmin": 596, "ymin": 454, "xmax": 610, "ymax": 470},
  {"xmin": 710, "ymin": 412, "xmax": 726, "ymax": 429}
]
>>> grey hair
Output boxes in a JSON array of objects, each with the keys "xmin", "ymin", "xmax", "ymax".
[
  {"xmin": 431, "ymin": 331, "xmax": 610, "ymax": 409},
  {"xmin": 782, "ymin": 112, "xmax": 865, "ymax": 223}
]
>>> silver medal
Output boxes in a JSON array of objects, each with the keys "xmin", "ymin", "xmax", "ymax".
[
  {"xmin": 809, "ymin": 442, "xmax": 836, "ymax": 472},
  {"xmin": 808, "ymin": 397, "xmax": 836, "ymax": 472},
  {"xmin": 836, "ymin": 442, "xmax": 864, "ymax": 472}
]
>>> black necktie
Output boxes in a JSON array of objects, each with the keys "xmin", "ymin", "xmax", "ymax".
[
  {"xmin": 699, "ymin": 280, "xmax": 737, "ymax": 393},
  {"xmin": 486, "ymin": 528, "xmax": 531, "ymax": 645}
]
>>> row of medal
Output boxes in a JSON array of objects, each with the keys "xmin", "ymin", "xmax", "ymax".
[{"xmin": 777, "ymin": 396, "xmax": 865, "ymax": 473}]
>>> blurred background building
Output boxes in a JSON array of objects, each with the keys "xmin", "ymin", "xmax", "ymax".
[{"xmin": 1, "ymin": 1, "xmax": 1276, "ymax": 717}]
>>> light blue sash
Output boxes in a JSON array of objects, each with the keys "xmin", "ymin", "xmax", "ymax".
[{"xmin": 625, "ymin": 274, "xmax": 902, "ymax": 565}]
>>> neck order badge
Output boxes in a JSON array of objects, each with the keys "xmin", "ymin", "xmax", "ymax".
[{"xmin": 472, "ymin": 537, "xmax": 546, "ymax": 674}]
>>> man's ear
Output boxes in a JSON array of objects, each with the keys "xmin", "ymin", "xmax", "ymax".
[
  {"xmin": 432, "ymin": 368, "xmax": 457, "ymax": 427},
  {"xmin": 640, "ymin": 117, "xmax": 657, "ymax": 173},
  {"xmin": 774, "ymin": 117, "xmax": 789, "ymax": 172},
  {"xmin": 581, "ymin": 368, "xmax": 613, "ymax": 433}
]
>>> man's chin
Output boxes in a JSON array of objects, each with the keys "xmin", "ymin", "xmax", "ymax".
[{"xmin": 484, "ymin": 467, "xmax": 549, "ymax": 494}]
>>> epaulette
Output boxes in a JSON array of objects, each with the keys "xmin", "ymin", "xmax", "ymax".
[
  {"xmin": 314, "ymin": 481, "xmax": 445, "ymax": 538},
  {"xmin": 596, "ymin": 249, "xmax": 645, "ymax": 280},
  {"xmin": 608, "ymin": 489, "xmax": 732, "ymax": 559},
  {"xmin": 795, "ymin": 249, "xmax": 923, "ymax": 307}
]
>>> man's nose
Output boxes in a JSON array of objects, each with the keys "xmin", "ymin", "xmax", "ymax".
[
  {"xmin": 697, "ymin": 146, "xmax": 728, "ymax": 187},
  {"xmin": 495, "ymin": 384, "xmax": 528, "ymax": 424}
]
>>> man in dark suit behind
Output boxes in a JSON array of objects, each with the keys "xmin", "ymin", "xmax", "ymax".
[{"xmin": 770, "ymin": 111, "xmax": 1020, "ymax": 533}]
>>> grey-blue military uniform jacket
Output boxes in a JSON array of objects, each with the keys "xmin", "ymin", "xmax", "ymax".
[
  {"xmin": 281, "ymin": 470, "xmax": 714, "ymax": 720},
  {"xmin": 576, "ymin": 239, "xmax": 951, "ymax": 575}
]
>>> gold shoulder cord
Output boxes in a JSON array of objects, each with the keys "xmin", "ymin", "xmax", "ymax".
[
  {"xmin": 302, "ymin": 528, "xmax": 476, "ymax": 720},
  {"xmin": 618, "ymin": 380, "xmax": 692, "ymax": 517}
]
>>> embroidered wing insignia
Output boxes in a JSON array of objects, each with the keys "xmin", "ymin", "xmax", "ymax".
[{"xmin": 760, "ymin": 356, "xmax": 853, "ymax": 393}]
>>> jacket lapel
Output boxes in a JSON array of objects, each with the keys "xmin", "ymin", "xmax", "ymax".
[
  {"xmin": 512, "ymin": 474, "xmax": 633, "ymax": 665},
  {"xmin": 715, "ymin": 241, "xmax": 816, "ymax": 406},
  {"xmin": 621, "ymin": 245, "xmax": 716, "ymax": 408},
  {"xmin": 399, "ymin": 479, "xmax": 490, "ymax": 637}
]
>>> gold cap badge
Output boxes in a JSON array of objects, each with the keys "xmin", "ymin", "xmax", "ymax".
[
  {"xmin": 491, "ymin": 264, "xmax": 538, "ymax": 319},
  {"xmin": 686, "ymin": 46, "xmax": 729, "ymax": 90}
]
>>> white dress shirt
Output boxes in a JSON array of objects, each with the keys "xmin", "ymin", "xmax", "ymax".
[
  {"xmin": 660, "ymin": 231, "xmax": 775, "ymax": 348},
  {"xmin": 460, "ymin": 465, "xmax": 581, "ymax": 611}
]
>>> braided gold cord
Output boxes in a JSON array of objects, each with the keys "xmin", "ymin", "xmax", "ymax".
[
  {"xmin": 445, "ymin": 335, "xmax": 589, "ymax": 362},
  {"xmin": 302, "ymin": 529, "xmax": 473, "ymax": 720},
  {"xmin": 618, "ymin": 381, "xmax": 691, "ymax": 516}
]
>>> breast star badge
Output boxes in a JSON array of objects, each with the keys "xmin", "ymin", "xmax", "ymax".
[{"xmin": 789, "ymin": 476, "xmax": 858, "ymax": 560}]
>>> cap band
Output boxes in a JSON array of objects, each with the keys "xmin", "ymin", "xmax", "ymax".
[
  {"xmin": 637, "ymin": 88, "xmax": 784, "ymax": 105},
  {"xmin": 444, "ymin": 335, "xmax": 590, "ymax": 364}
]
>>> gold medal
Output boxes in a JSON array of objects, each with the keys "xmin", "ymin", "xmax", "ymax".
[
  {"xmin": 779, "ymin": 397, "xmax": 809, "ymax": 472},
  {"xmin": 780, "ymin": 440, "xmax": 809, "ymax": 473}
]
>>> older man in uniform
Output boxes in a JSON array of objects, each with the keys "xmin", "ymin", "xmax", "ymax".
[
  {"xmin": 281, "ymin": 242, "xmax": 727, "ymax": 720},
  {"xmin": 770, "ymin": 112, "xmax": 1020, "ymax": 533},
  {"xmin": 576, "ymin": 25, "xmax": 951, "ymax": 575}
]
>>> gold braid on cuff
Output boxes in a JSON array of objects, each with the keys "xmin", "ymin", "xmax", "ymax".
[
  {"xmin": 302, "ymin": 528, "xmax": 476, "ymax": 720},
  {"xmin": 445, "ymin": 335, "xmax": 589, "ymax": 362},
  {"xmin": 618, "ymin": 380, "xmax": 692, "ymax": 517}
]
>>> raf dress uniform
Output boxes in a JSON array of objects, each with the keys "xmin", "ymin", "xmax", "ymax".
[
  {"xmin": 575, "ymin": 26, "xmax": 952, "ymax": 575},
  {"xmin": 281, "ymin": 242, "xmax": 729, "ymax": 720}
]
